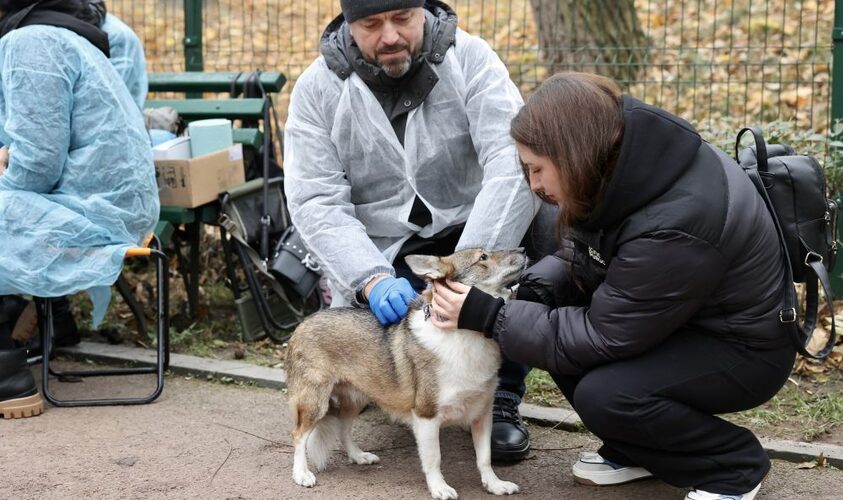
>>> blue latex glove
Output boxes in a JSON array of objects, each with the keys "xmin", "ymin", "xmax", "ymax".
[{"xmin": 368, "ymin": 277, "xmax": 418, "ymax": 326}]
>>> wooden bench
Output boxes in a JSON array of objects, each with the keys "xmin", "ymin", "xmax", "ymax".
[{"xmin": 145, "ymin": 71, "xmax": 286, "ymax": 318}]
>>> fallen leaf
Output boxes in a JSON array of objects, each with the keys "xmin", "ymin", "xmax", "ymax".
[{"xmin": 806, "ymin": 326, "xmax": 830, "ymax": 356}]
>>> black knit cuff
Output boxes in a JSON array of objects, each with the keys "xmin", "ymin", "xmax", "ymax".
[
  {"xmin": 355, "ymin": 287, "xmax": 368, "ymax": 305},
  {"xmin": 458, "ymin": 287, "xmax": 505, "ymax": 337}
]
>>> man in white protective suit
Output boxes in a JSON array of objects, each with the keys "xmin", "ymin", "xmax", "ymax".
[{"xmin": 284, "ymin": 0, "xmax": 558, "ymax": 462}]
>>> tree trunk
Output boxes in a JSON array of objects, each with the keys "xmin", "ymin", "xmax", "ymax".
[{"xmin": 530, "ymin": 0, "xmax": 649, "ymax": 82}]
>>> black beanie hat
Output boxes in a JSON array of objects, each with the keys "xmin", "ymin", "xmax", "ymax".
[{"xmin": 341, "ymin": 0, "xmax": 425, "ymax": 23}]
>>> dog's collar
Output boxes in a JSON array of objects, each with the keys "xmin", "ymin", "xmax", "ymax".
[{"xmin": 423, "ymin": 304, "xmax": 431, "ymax": 321}]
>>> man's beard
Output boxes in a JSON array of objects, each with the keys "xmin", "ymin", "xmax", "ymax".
[
  {"xmin": 378, "ymin": 55, "xmax": 413, "ymax": 78},
  {"xmin": 374, "ymin": 43, "xmax": 418, "ymax": 78}
]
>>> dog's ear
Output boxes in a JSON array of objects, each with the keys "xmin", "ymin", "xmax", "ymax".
[{"xmin": 403, "ymin": 254, "xmax": 448, "ymax": 281}]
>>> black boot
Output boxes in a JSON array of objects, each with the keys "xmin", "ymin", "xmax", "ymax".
[
  {"xmin": 491, "ymin": 392, "xmax": 530, "ymax": 462},
  {"xmin": 0, "ymin": 295, "xmax": 39, "ymax": 357},
  {"xmin": 0, "ymin": 348, "xmax": 44, "ymax": 419},
  {"xmin": 52, "ymin": 296, "xmax": 80, "ymax": 347}
]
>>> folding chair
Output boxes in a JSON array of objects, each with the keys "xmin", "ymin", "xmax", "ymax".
[{"xmin": 33, "ymin": 235, "xmax": 169, "ymax": 407}]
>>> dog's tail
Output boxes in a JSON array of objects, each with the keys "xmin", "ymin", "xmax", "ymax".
[{"xmin": 306, "ymin": 414, "xmax": 341, "ymax": 471}]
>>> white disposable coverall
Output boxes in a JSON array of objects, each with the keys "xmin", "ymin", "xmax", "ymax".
[{"xmin": 284, "ymin": 27, "xmax": 536, "ymax": 306}]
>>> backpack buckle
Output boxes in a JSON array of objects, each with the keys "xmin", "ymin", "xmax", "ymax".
[
  {"xmin": 218, "ymin": 213, "xmax": 234, "ymax": 232},
  {"xmin": 301, "ymin": 253, "xmax": 321, "ymax": 272},
  {"xmin": 805, "ymin": 251, "xmax": 823, "ymax": 266},
  {"xmin": 779, "ymin": 308, "xmax": 797, "ymax": 323}
]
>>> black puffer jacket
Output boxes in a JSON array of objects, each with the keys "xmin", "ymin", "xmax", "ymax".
[{"xmin": 483, "ymin": 96, "xmax": 792, "ymax": 376}]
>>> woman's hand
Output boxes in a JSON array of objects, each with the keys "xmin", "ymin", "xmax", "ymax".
[{"xmin": 430, "ymin": 280, "xmax": 471, "ymax": 330}]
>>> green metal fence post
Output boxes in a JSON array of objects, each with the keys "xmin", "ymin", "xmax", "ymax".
[
  {"xmin": 834, "ymin": 0, "xmax": 843, "ymax": 128},
  {"xmin": 183, "ymin": 0, "xmax": 203, "ymax": 73},
  {"xmin": 833, "ymin": 0, "xmax": 843, "ymax": 296}
]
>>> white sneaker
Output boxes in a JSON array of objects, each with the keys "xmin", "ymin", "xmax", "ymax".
[
  {"xmin": 571, "ymin": 452, "xmax": 654, "ymax": 486},
  {"xmin": 685, "ymin": 483, "xmax": 761, "ymax": 500}
]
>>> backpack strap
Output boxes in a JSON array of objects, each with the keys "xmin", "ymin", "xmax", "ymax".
[
  {"xmin": 228, "ymin": 71, "xmax": 243, "ymax": 98},
  {"xmin": 805, "ymin": 256, "xmax": 837, "ymax": 359},
  {"xmin": 218, "ymin": 197, "xmax": 307, "ymax": 320},
  {"xmin": 736, "ymin": 127, "xmax": 836, "ymax": 359}
]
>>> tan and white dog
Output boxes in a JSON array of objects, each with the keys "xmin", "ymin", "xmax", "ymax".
[{"xmin": 286, "ymin": 248, "xmax": 527, "ymax": 499}]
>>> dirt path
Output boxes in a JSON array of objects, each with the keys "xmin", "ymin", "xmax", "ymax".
[{"xmin": 1, "ymin": 371, "xmax": 841, "ymax": 499}]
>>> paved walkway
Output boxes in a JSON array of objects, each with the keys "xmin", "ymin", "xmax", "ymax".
[
  {"xmin": 62, "ymin": 341, "xmax": 843, "ymax": 466},
  {"xmin": 0, "ymin": 343, "xmax": 839, "ymax": 499}
]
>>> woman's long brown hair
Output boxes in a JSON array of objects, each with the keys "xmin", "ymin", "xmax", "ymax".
[{"xmin": 511, "ymin": 72, "xmax": 625, "ymax": 228}]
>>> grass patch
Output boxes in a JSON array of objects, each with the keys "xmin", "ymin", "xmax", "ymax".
[
  {"xmin": 730, "ymin": 375, "xmax": 843, "ymax": 442},
  {"xmin": 525, "ymin": 367, "xmax": 843, "ymax": 443},
  {"xmin": 524, "ymin": 369, "xmax": 570, "ymax": 409}
]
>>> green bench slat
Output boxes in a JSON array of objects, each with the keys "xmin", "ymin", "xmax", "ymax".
[
  {"xmin": 145, "ymin": 99, "xmax": 265, "ymax": 121},
  {"xmin": 159, "ymin": 204, "xmax": 220, "ymax": 226},
  {"xmin": 199, "ymin": 204, "xmax": 221, "ymax": 224},
  {"xmin": 159, "ymin": 206, "xmax": 196, "ymax": 225},
  {"xmin": 233, "ymin": 128, "xmax": 263, "ymax": 149},
  {"xmin": 148, "ymin": 71, "xmax": 286, "ymax": 94}
]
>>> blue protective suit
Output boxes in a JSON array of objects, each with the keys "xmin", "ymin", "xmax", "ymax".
[
  {"xmin": 102, "ymin": 13, "xmax": 147, "ymax": 109},
  {"xmin": 0, "ymin": 25, "xmax": 158, "ymax": 323}
]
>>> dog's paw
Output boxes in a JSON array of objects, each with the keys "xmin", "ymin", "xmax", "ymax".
[
  {"xmin": 428, "ymin": 481, "xmax": 458, "ymax": 499},
  {"xmin": 349, "ymin": 451, "xmax": 380, "ymax": 465},
  {"xmin": 484, "ymin": 479, "xmax": 520, "ymax": 495},
  {"xmin": 293, "ymin": 469, "xmax": 317, "ymax": 488}
]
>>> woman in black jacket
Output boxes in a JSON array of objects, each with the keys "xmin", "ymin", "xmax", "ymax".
[{"xmin": 430, "ymin": 72, "xmax": 795, "ymax": 500}]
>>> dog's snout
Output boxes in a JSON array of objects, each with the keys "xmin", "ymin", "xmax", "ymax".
[{"xmin": 507, "ymin": 249, "xmax": 528, "ymax": 272}]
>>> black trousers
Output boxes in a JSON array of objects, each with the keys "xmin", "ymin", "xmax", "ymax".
[{"xmin": 551, "ymin": 329, "xmax": 795, "ymax": 493}]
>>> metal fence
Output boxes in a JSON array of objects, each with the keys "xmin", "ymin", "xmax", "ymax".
[{"xmin": 109, "ymin": 0, "xmax": 837, "ymax": 136}]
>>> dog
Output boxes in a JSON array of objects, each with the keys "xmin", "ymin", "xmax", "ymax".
[{"xmin": 286, "ymin": 248, "xmax": 527, "ymax": 499}]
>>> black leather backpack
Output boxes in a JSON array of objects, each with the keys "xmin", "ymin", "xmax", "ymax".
[{"xmin": 736, "ymin": 127, "xmax": 838, "ymax": 359}]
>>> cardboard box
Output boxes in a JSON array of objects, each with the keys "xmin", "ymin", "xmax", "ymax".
[{"xmin": 155, "ymin": 144, "xmax": 245, "ymax": 208}]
